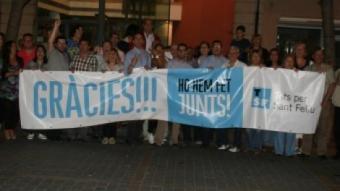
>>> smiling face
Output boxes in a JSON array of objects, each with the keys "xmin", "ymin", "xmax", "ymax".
[
  {"xmin": 143, "ymin": 19, "xmax": 153, "ymax": 34},
  {"xmin": 251, "ymin": 52, "xmax": 262, "ymax": 66},
  {"xmin": 312, "ymin": 49, "xmax": 324, "ymax": 65},
  {"xmin": 74, "ymin": 26, "xmax": 83, "ymax": 39},
  {"xmin": 294, "ymin": 43, "xmax": 307, "ymax": 58},
  {"xmin": 252, "ymin": 36, "xmax": 262, "ymax": 47},
  {"xmin": 36, "ymin": 46, "xmax": 45, "ymax": 60},
  {"xmin": 103, "ymin": 41, "xmax": 112, "ymax": 53},
  {"xmin": 107, "ymin": 50, "xmax": 118, "ymax": 63},
  {"xmin": 228, "ymin": 47, "xmax": 240, "ymax": 63},
  {"xmin": 283, "ymin": 55, "xmax": 295, "ymax": 69},
  {"xmin": 23, "ymin": 35, "xmax": 33, "ymax": 49},
  {"xmin": 133, "ymin": 33, "xmax": 145, "ymax": 49},
  {"xmin": 200, "ymin": 43, "xmax": 209, "ymax": 56},
  {"xmin": 79, "ymin": 40, "xmax": 90, "ymax": 53},
  {"xmin": 212, "ymin": 42, "xmax": 222, "ymax": 56},
  {"xmin": 55, "ymin": 38, "xmax": 67, "ymax": 52},
  {"xmin": 270, "ymin": 50, "xmax": 279, "ymax": 63},
  {"xmin": 177, "ymin": 45, "xmax": 187, "ymax": 60}
]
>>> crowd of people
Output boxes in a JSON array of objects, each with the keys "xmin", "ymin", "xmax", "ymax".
[{"xmin": 0, "ymin": 19, "xmax": 339, "ymax": 160}]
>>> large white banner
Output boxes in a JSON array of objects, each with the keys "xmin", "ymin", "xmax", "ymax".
[{"xmin": 19, "ymin": 67, "xmax": 325, "ymax": 134}]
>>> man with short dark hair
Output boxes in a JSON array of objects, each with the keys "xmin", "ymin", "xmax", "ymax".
[
  {"xmin": 17, "ymin": 33, "xmax": 36, "ymax": 67},
  {"xmin": 230, "ymin": 25, "xmax": 251, "ymax": 64},
  {"xmin": 200, "ymin": 41, "xmax": 228, "ymax": 69},
  {"xmin": 70, "ymin": 39, "xmax": 98, "ymax": 72},
  {"xmin": 67, "ymin": 39, "xmax": 99, "ymax": 141},
  {"xmin": 124, "ymin": 32, "xmax": 151, "ymax": 75},
  {"xmin": 45, "ymin": 20, "xmax": 70, "ymax": 71},
  {"xmin": 166, "ymin": 43, "xmax": 195, "ymax": 146},
  {"xmin": 143, "ymin": 19, "xmax": 160, "ymax": 53},
  {"xmin": 124, "ymin": 32, "xmax": 151, "ymax": 145},
  {"xmin": 302, "ymin": 48, "xmax": 336, "ymax": 159},
  {"xmin": 217, "ymin": 46, "xmax": 246, "ymax": 151}
]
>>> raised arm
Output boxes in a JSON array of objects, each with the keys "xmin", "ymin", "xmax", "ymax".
[{"xmin": 48, "ymin": 19, "xmax": 61, "ymax": 53}]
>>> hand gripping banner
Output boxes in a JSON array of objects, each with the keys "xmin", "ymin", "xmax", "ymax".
[{"xmin": 19, "ymin": 67, "xmax": 325, "ymax": 134}]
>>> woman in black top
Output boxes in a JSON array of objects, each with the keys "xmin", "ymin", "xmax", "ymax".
[{"xmin": 1, "ymin": 41, "xmax": 23, "ymax": 140}]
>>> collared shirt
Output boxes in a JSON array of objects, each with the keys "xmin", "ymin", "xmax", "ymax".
[
  {"xmin": 197, "ymin": 55, "xmax": 208, "ymax": 66},
  {"xmin": 71, "ymin": 53, "xmax": 98, "ymax": 72},
  {"xmin": 167, "ymin": 58, "xmax": 193, "ymax": 69},
  {"xmin": 200, "ymin": 55, "xmax": 228, "ymax": 69},
  {"xmin": 144, "ymin": 32, "xmax": 155, "ymax": 53},
  {"xmin": 45, "ymin": 47, "xmax": 70, "ymax": 71},
  {"xmin": 223, "ymin": 60, "xmax": 247, "ymax": 68},
  {"xmin": 124, "ymin": 47, "xmax": 151, "ymax": 74}
]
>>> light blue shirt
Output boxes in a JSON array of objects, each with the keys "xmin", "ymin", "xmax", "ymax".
[
  {"xmin": 223, "ymin": 60, "xmax": 247, "ymax": 68},
  {"xmin": 197, "ymin": 55, "xmax": 208, "ymax": 66},
  {"xmin": 200, "ymin": 55, "xmax": 228, "ymax": 69},
  {"xmin": 167, "ymin": 58, "xmax": 193, "ymax": 69},
  {"xmin": 124, "ymin": 47, "xmax": 151, "ymax": 74}
]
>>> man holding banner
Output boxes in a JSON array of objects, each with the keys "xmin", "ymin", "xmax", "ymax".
[
  {"xmin": 216, "ymin": 46, "xmax": 246, "ymax": 152},
  {"xmin": 67, "ymin": 38, "xmax": 99, "ymax": 141},
  {"xmin": 123, "ymin": 32, "xmax": 151, "ymax": 144},
  {"xmin": 198, "ymin": 40, "xmax": 230, "ymax": 149},
  {"xmin": 301, "ymin": 48, "xmax": 336, "ymax": 158},
  {"xmin": 166, "ymin": 43, "xmax": 195, "ymax": 146}
]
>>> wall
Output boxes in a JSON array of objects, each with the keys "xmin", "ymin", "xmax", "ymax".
[
  {"xmin": 234, "ymin": 0, "xmax": 340, "ymax": 49},
  {"xmin": 0, "ymin": 0, "xmax": 37, "ymax": 39},
  {"xmin": 172, "ymin": 0, "xmax": 235, "ymax": 51},
  {"xmin": 261, "ymin": 0, "xmax": 340, "ymax": 49},
  {"xmin": 233, "ymin": 0, "xmax": 260, "ymax": 40}
]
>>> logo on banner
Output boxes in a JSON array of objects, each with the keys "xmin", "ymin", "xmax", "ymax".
[{"xmin": 251, "ymin": 88, "xmax": 271, "ymax": 109}]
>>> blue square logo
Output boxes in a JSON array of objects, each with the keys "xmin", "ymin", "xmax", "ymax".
[{"xmin": 251, "ymin": 88, "xmax": 271, "ymax": 109}]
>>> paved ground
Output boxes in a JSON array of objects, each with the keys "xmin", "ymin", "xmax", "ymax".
[{"xmin": 0, "ymin": 140, "xmax": 340, "ymax": 191}]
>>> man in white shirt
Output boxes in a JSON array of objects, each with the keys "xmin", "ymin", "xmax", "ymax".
[
  {"xmin": 143, "ymin": 19, "xmax": 160, "ymax": 53},
  {"xmin": 217, "ymin": 46, "xmax": 246, "ymax": 152}
]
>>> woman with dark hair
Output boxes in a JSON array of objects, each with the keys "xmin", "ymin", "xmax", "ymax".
[
  {"xmin": 147, "ymin": 43, "xmax": 167, "ymax": 145},
  {"xmin": 248, "ymin": 34, "xmax": 269, "ymax": 65},
  {"xmin": 95, "ymin": 40, "xmax": 113, "ymax": 72},
  {"xmin": 0, "ymin": 41, "xmax": 23, "ymax": 140},
  {"xmin": 273, "ymin": 54, "xmax": 297, "ymax": 156},
  {"xmin": 25, "ymin": 44, "xmax": 48, "ymax": 140},
  {"xmin": 247, "ymin": 50, "xmax": 265, "ymax": 153},
  {"xmin": 101, "ymin": 48, "xmax": 124, "ymax": 145},
  {"xmin": 25, "ymin": 45, "xmax": 48, "ymax": 70},
  {"xmin": 197, "ymin": 41, "xmax": 210, "ymax": 67},
  {"xmin": 294, "ymin": 42, "xmax": 309, "ymax": 70}
]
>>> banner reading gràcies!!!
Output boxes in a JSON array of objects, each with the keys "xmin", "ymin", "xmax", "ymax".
[{"xmin": 19, "ymin": 67, "xmax": 325, "ymax": 134}]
